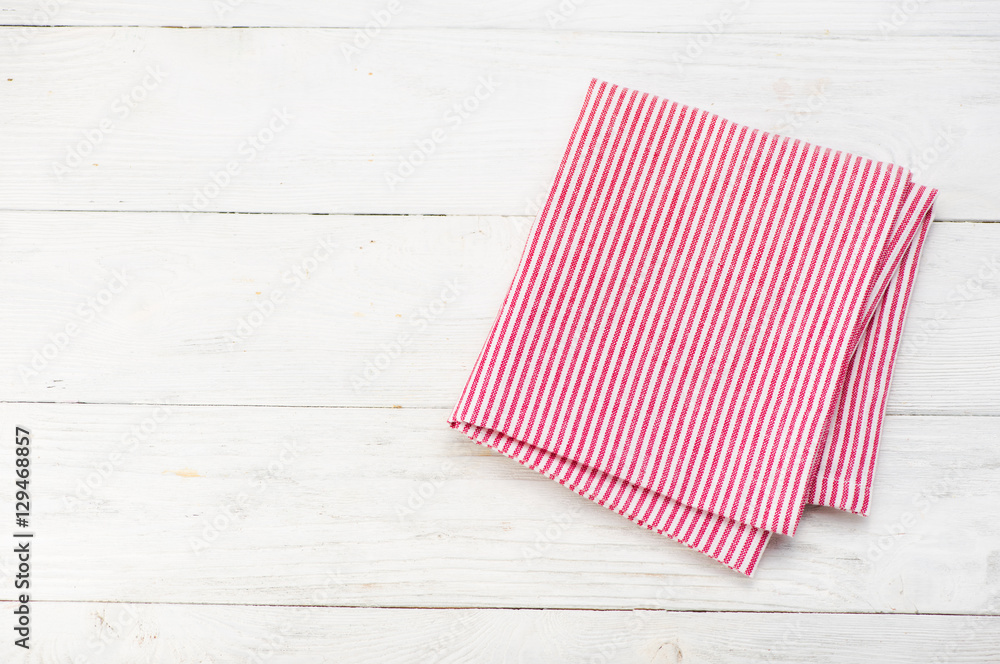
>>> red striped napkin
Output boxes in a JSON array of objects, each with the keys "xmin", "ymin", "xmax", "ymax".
[{"xmin": 449, "ymin": 78, "xmax": 937, "ymax": 575}]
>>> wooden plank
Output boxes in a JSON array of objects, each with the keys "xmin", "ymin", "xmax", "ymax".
[
  {"xmin": 0, "ymin": 403, "xmax": 996, "ymax": 613},
  {"xmin": 0, "ymin": 29, "xmax": 996, "ymax": 219},
  {"xmin": 0, "ymin": 213, "xmax": 997, "ymax": 413},
  {"xmin": 1, "ymin": 603, "xmax": 998, "ymax": 663},
  {"xmin": 1, "ymin": 0, "xmax": 997, "ymax": 35}
]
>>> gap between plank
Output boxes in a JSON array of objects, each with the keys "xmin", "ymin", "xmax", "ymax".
[
  {"xmin": 0, "ymin": 400, "xmax": 996, "ymax": 416},
  {"xmin": 5, "ymin": 599, "xmax": 998, "ymax": 617},
  {"xmin": 0, "ymin": 209, "xmax": 990, "ymax": 223}
]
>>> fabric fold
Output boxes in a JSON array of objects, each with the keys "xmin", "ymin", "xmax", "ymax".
[{"xmin": 449, "ymin": 78, "xmax": 938, "ymax": 575}]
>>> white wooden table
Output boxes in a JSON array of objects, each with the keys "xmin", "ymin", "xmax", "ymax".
[{"xmin": 1, "ymin": 2, "xmax": 999, "ymax": 662}]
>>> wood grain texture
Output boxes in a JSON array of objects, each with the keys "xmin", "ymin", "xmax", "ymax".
[
  {"xmin": 1, "ymin": 11, "xmax": 998, "ymax": 658},
  {"xmin": 0, "ymin": 28, "xmax": 997, "ymax": 218},
  {"xmin": 0, "ymin": 402, "xmax": 996, "ymax": 613},
  {"xmin": 0, "ymin": 214, "xmax": 997, "ymax": 412},
  {"xmin": 1, "ymin": 0, "xmax": 998, "ymax": 35},
  {"xmin": 1, "ymin": 603, "xmax": 999, "ymax": 664}
]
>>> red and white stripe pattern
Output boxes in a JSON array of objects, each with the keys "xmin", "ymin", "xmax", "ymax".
[{"xmin": 449, "ymin": 79, "xmax": 938, "ymax": 575}]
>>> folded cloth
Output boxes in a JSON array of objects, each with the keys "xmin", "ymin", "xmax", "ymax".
[{"xmin": 449, "ymin": 78, "xmax": 937, "ymax": 575}]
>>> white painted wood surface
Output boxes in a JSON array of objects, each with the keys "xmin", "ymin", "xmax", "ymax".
[
  {"xmin": 0, "ymin": 29, "xmax": 997, "ymax": 219},
  {"xmin": 1, "ymin": 1, "xmax": 997, "ymax": 35},
  {"xmin": 0, "ymin": 6, "xmax": 998, "ymax": 662},
  {"xmin": 2, "ymin": 603, "xmax": 998, "ymax": 664},
  {"xmin": 0, "ymin": 404, "xmax": 996, "ymax": 613},
  {"xmin": 0, "ymin": 215, "xmax": 997, "ymax": 412}
]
